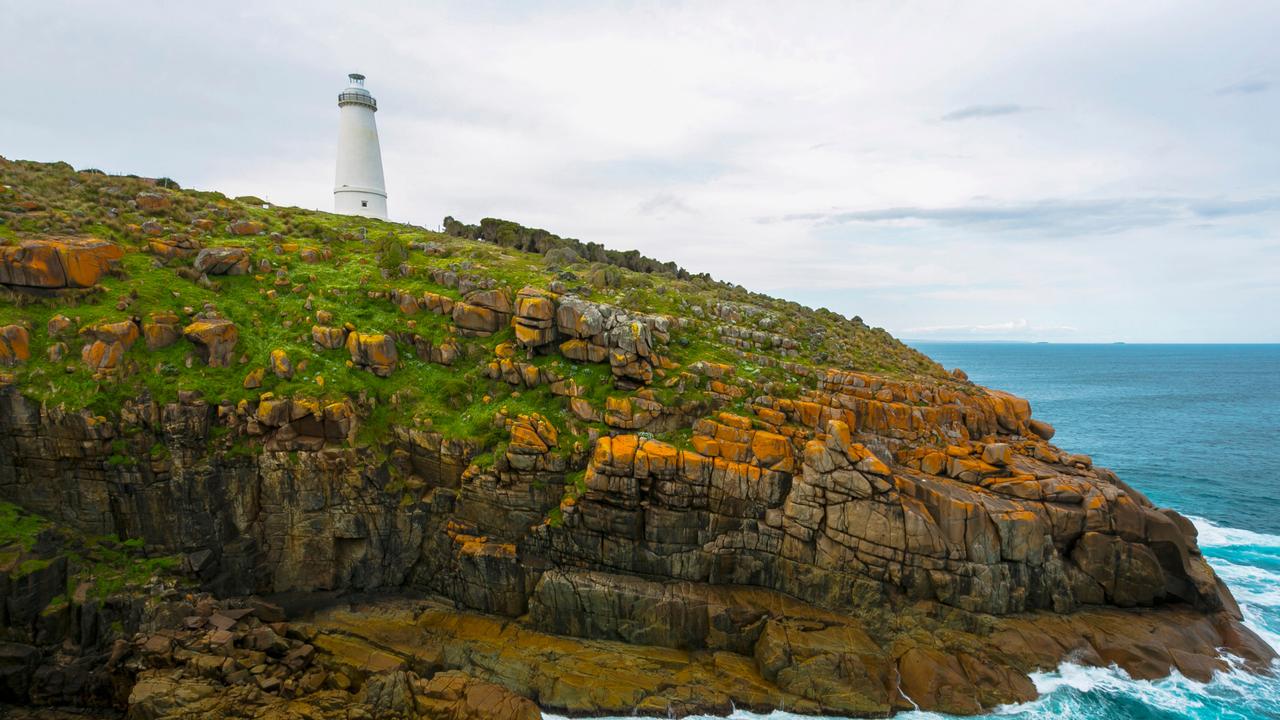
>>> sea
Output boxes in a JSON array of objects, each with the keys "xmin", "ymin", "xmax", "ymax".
[{"xmin": 550, "ymin": 343, "xmax": 1280, "ymax": 720}]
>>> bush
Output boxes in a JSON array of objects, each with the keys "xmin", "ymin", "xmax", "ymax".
[
  {"xmin": 543, "ymin": 246, "xmax": 581, "ymax": 267},
  {"xmin": 585, "ymin": 264, "xmax": 622, "ymax": 289},
  {"xmin": 375, "ymin": 233, "xmax": 409, "ymax": 270}
]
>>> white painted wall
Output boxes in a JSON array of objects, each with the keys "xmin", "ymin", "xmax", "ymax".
[{"xmin": 333, "ymin": 83, "xmax": 387, "ymax": 219}]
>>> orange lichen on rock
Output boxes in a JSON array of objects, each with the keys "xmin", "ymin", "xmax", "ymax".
[
  {"xmin": 0, "ymin": 236, "xmax": 124, "ymax": 289},
  {"xmin": 0, "ymin": 325, "xmax": 30, "ymax": 365}
]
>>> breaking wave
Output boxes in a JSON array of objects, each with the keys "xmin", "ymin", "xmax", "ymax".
[{"xmin": 1189, "ymin": 515, "xmax": 1280, "ymax": 550}]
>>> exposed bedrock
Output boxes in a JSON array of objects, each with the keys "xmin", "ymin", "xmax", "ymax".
[{"xmin": 0, "ymin": 372, "xmax": 1273, "ymax": 717}]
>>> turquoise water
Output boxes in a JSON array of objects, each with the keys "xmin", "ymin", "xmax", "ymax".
[{"xmin": 551, "ymin": 343, "xmax": 1280, "ymax": 720}]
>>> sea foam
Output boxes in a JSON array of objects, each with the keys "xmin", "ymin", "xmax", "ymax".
[{"xmin": 1189, "ymin": 515, "xmax": 1280, "ymax": 549}]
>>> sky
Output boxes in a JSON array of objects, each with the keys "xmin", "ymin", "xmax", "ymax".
[{"xmin": 3, "ymin": 1, "xmax": 1278, "ymax": 342}]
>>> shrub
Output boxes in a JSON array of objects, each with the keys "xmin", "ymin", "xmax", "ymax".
[
  {"xmin": 543, "ymin": 246, "xmax": 581, "ymax": 267},
  {"xmin": 375, "ymin": 233, "xmax": 409, "ymax": 270}
]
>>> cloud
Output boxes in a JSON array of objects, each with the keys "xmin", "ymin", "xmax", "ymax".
[
  {"xmin": 4, "ymin": 1, "xmax": 1279, "ymax": 342},
  {"xmin": 766, "ymin": 195, "xmax": 1280, "ymax": 236},
  {"xmin": 637, "ymin": 193, "xmax": 695, "ymax": 216},
  {"xmin": 1215, "ymin": 79, "xmax": 1271, "ymax": 96},
  {"xmin": 940, "ymin": 104, "xmax": 1033, "ymax": 121},
  {"xmin": 904, "ymin": 319, "xmax": 1078, "ymax": 337}
]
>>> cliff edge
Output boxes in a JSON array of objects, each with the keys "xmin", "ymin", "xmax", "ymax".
[{"xmin": 0, "ymin": 158, "xmax": 1273, "ymax": 718}]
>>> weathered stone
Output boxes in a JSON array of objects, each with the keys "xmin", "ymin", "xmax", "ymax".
[
  {"xmin": 228, "ymin": 220, "xmax": 265, "ymax": 235},
  {"xmin": 311, "ymin": 325, "xmax": 347, "ymax": 350},
  {"xmin": 148, "ymin": 235, "xmax": 201, "ymax": 261},
  {"xmin": 0, "ymin": 237, "xmax": 124, "ymax": 289},
  {"xmin": 243, "ymin": 367, "xmax": 265, "ymax": 389},
  {"xmin": 1029, "ymin": 418, "xmax": 1056, "ymax": 440},
  {"xmin": 193, "ymin": 247, "xmax": 250, "ymax": 275},
  {"xmin": 135, "ymin": 192, "xmax": 172, "ymax": 213},
  {"xmin": 0, "ymin": 325, "xmax": 30, "ymax": 366},
  {"xmin": 269, "ymin": 348, "xmax": 293, "ymax": 379},
  {"xmin": 453, "ymin": 302, "xmax": 501, "ymax": 335},
  {"xmin": 183, "ymin": 318, "xmax": 239, "ymax": 367},
  {"xmin": 80, "ymin": 319, "xmax": 140, "ymax": 372},
  {"xmin": 46, "ymin": 314, "xmax": 72, "ymax": 337},
  {"xmin": 142, "ymin": 312, "xmax": 182, "ymax": 350},
  {"xmin": 982, "ymin": 442, "xmax": 1012, "ymax": 466},
  {"xmin": 346, "ymin": 332, "xmax": 398, "ymax": 376},
  {"xmin": 560, "ymin": 338, "xmax": 607, "ymax": 363}
]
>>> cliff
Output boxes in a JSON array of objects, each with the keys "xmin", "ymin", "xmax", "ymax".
[{"xmin": 0, "ymin": 157, "xmax": 1273, "ymax": 719}]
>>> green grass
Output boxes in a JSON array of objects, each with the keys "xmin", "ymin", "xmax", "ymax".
[
  {"xmin": 0, "ymin": 157, "xmax": 951, "ymax": 465},
  {"xmin": 1, "ymin": 500, "xmax": 184, "ymax": 598},
  {"xmin": 0, "ymin": 501, "xmax": 49, "ymax": 551}
]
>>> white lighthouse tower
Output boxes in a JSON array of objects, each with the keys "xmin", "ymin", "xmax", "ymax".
[{"xmin": 334, "ymin": 73, "xmax": 388, "ymax": 219}]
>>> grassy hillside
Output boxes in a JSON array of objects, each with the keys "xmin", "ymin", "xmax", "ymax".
[{"xmin": 0, "ymin": 157, "xmax": 945, "ymax": 456}]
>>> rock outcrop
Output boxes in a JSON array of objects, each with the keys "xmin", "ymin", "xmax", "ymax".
[
  {"xmin": 0, "ymin": 325, "xmax": 30, "ymax": 365},
  {"xmin": 182, "ymin": 318, "xmax": 238, "ymax": 367},
  {"xmin": 0, "ymin": 237, "xmax": 123, "ymax": 289},
  {"xmin": 346, "ymin": 332, "xmax": 398, "ymax": 376},
  {"xmin": 193, "ymin": 246, "xmax": 250, "ymax": 275}
]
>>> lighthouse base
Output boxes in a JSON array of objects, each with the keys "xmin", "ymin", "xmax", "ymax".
[{"xmin": 334, "ymin": 187, "xmax": 387, "ymax": 220}]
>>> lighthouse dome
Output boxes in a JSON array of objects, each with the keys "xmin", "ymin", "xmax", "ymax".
[{"xmin": 338, "ymin": 73, "xmax": 377, "ymax": 110}]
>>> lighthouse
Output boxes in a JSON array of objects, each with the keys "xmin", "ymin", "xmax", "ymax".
[{"xmin": 334, "ymin": 73, "xmax": 388, "ymax": 219}]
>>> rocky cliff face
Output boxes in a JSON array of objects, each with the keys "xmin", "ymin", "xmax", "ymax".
[{"xmin": 0, "ymin": 158, "xmax": 1273, "ymax": 718}]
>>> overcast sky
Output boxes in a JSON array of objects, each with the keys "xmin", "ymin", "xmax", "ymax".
[{"xmin": 4, "ymin": 1, "xmax": 1278, "ymax": 342}]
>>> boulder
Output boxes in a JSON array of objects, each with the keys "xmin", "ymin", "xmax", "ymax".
[
  {"xmin": 227, "ymin": 220, "xmax": 265, "ymax": 236},
  {"xmin": 269, "ymin": 348, "xmax": 293, "ymax": 379},
  {"xmin": 135, "ymin": 192, "xmax": 172, "ymax": 213},
  {"xmin": 311, "ymin": 325, "xmax": 347, "ymax": 350},
  {"xmin": 560, "ymin": 338, "xmax": 607, "ymax": 363},
  {"xmin": 452, "ymin": 302, "xmax": 501, "ymax": 335},
  {"xmin": 1029, "ymin": 419, "xmax": 1056, "ymax": 440},
  {"xmin": 0, "ymin": 237, "xmax": 124, "ymax": 289},
  {"xmin": 465, "ymin": 288, "xmax": 514, "ymax": 314},
  {"xmin": 46, "ymin": 314, "xmax": 72, "ymax": 337},
  {"xmin": 513, "ymin": 286, "xmax": 558, "ymax": 348},
  {"xmin": 0, "ymin": 325, "xmax": 30, "ymax": 365},
  {"xmin": 193, "ymin": 247, "xmax": 250, "ymax": 276},
  {"xmin": 148, "ymin": 235, "xmax": 201, "ymax": 261},
  {"xmin": 346, "ymin": 332, "xmax": 398, "ymax": 376},
  {"xmin": 243, "ymin": 367, "xmax": 265, "ymax": 389},
  {"xmin": 142, "ymin": 312, "xmax": 182, "ymax": 350},
  {"xmin": 183, "ymin": 318, "xmax": 239, "ymax": 367},
  {"xmin": 80, "ymin": 319, "xmax": 140, "ymax": 372},
  {"xmin": 981, "ymin": 443, "xmax": 1012, "ymax": 466}
]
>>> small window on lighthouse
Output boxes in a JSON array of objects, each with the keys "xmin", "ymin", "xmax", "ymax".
[{"xmin": 361, "ymin": 200, "xmax": 368, "ymax": 208}]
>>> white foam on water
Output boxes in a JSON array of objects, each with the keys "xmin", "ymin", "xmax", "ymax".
[
  {"xmin": 1211, "ymin": 559, "xmax": 1280, "ymax": 608},
  {"xmin": 1188, "ymin": 517, "xmax": 1280, "ymax": 653},
  {"xmin": 1029, "ymin": 663, "xmax": 1206, "ymax": 713},
  {"xmin": 1189, "ymin": 515, "xmax": 1280, "ymax": 548}
]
